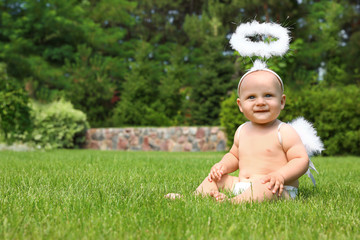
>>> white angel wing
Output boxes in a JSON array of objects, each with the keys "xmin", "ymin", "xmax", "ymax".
[
  {"xmin": 289, "ymin": 117, "xmax": 324, "ymax": 156},
  {"xmin": 289, "ymin": 117, "xmax": 324, "ymax": 186}
]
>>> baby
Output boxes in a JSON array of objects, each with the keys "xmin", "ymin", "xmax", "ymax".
[{"xmin": 194, "ymin": 69, "xmax": 309, "ymax": 203}]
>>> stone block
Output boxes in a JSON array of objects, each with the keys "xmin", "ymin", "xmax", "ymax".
[
  {"xmin": 160, "ymin": 140, "xmax": 169, "ymax": 151},
  {"xmin": 149, "ymin": 138, "xmax": 160, "ymax": 151},
  {"xmin": 117, "ymin": 137, "xmax": 129, "ymax": 150},
  {"xmin": 210, "ymin": 134, "xmax": 217, "ymax": 142},
  {"xmin": 196, "ymin": 128, "xmax": 205, "ymax": 139},
  {"xmin": 112, "ymin": 135, "xmax": 118, "ymax": 149},
  {"xmin": 189, "ymin": 127, "xmax": 197, "ymax": 135},
  {"xmin": 217, "ymin": 131, "xmax": 226, "ymax": 141},
  {"xmin": 125, "ymin": 128, "xmax": 133, "ymax": 135},
  {"xmin": 172, "ymin": 143, "xmax": 183, "ymax": 152},
  {"xmin": 184, "ymin": 142, "xmax": 192, "ymax": 152},
  {"xmin": 92, "ymin": 130, "xmax": 104, "ymax": 141},
  {"xmin": 129, "ymin": 146, "xmax": 142, "ymax": 151},
  {"xmin": 192, "ymin": 142, "xmax": 200, "ymax": 152},
  {"xmin": 216, "ymin": 140, "xmax": 226, "ymax": 151},
  {"xmin": 178, "ymin": 135, "xmax": 186, "ymax": 144},
  {"xmin": 163, "ymin": 130, "xmax": 171, "ymax": 139},
  {"xmin": 134, "ymin": 128, "xmax": 141, "ymax": 136},
  {"xmin": 200, "ymin": 143, "xmax": 209, "ymax": 151},
  {"xmin": 149, "ymin": 131, "xmax": 157, "ymax": 139},
  {"xmin": 129, "ymin": 135, "xmax": 139, "ymax": 146},
  {"xmin": 211, "ymin": 127, "xmax": 219, "ymax": 134},
  {"xmin": 142, "ymin": 136, "xmax": 151, "ymax": 151},
  {"xmin": 90, "ymin": 141, "xmax": 100, "ymax": 149},
  {"xmin": 100, "ymin": 140, "xmax": 112, "ymax": 150},
  {"xmin": 175, "ymin": 128, "xmax": 182, "ymax": 137}
]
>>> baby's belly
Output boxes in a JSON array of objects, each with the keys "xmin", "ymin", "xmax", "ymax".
[{"xmin": 239, "ymin": 174, "xmax": 267, "ymax": 182}]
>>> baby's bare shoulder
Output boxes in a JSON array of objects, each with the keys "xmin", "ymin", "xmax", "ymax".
[
  {"xmin": 280, "ymin": 124, "xmax": 308, "ymax": 161},
  {"xmin": 279, "ymin": 123, "xmax": 306, "ymax": 151},
  {"xmin": 280, "ymin": 123, "xmax": 298, "ymax": 135}
]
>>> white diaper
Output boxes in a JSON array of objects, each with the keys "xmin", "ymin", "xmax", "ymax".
[
  {"xmin": 232, "ymin": 182, "xmax": 298, "ymax": 199},
  {"xmin": 233, "ymin": 182, "xmax": 252, "ymax": 196}
]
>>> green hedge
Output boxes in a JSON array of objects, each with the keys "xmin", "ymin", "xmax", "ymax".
[
  {"xmin": 30, "ymin": 99, "xmax": 89, "ymax": 150},
  {"xmin": 0, "ymin": 63, "xmax": 32, "ymax": 143},
  {"xmin": 220, "ymin": 85, "xmax": 360, "ymax": 156}
]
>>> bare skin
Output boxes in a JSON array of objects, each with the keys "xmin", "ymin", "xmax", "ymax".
[{"xmin": 194, "ymin": 71, "xmax": 309, "ymax": 203}]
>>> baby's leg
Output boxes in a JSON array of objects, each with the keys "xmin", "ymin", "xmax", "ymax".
[
  {"xmin": 231, "ymin": 179, "xmax": 289, "ymax": 203},
  {"xmin": 195, "ymin": 174, "xmax": 238, "ymax": 198},
  {"xmin": 165, "ymin": 175, "xmax": 238, "ymax": 201}
]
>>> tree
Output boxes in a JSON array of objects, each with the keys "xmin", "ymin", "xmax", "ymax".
[
  {"xmin": 184, "ymin": 1, "xmax": 235, "ymax": 125},
  {"xmin": 112, "ymin": 41, "xmax": 171, "ymax": 126},
  {"xmin": 62, "ymin": 45, "xmax": 116, "ymax": 127},
  {"xmin": 0, "ymin": 63, "xmax": 32, "ymax": 143},
  {"xmin": 0, "ymin": 0, "xmax": 135, "ymax": 125}
]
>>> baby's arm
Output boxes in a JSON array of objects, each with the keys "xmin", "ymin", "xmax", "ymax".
[
  {"xmin": 208, "ymin": 129, "xmax": 240, "ymax": 182},
  {"xmin": 262, "ymin": 124, "xmax": 309, "ymax": 196}
]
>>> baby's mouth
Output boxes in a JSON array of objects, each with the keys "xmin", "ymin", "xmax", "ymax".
[{"xmin": 254, "ymin": 109, "xmax": 269, "ymax": 113}]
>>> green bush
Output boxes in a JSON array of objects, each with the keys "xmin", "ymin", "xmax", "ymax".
[
  {"xmin": 219, "ymin": 91, "xmax": 246, "ymax": 145},
  {"xmin": 30, "ymin": 99, "xmax": 89, "ymax": 149},
  {"xmin": 0, "ymin": 63, "xmax": 32, "ymax": 143},
  {"xmin": 220, "ymin": 85, "xmax": 360, "ymax": 156},
  {"xmin": 297, "ymin": 85, "xmax": 360, "ymax": 156}
]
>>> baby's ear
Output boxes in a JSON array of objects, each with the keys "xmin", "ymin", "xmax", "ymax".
[
  {"xmin": 237, "ymin": 98, "xmax": 243, "ymax": 112},
  {"xmin": 281, "ymin": 94, "xmax": 286, "ymax": 109}
]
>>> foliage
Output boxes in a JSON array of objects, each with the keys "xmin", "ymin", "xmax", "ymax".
[
  {"xmin": 112, "ymin": 41, "xmax": 197, "ymax": 126},
  {"xmin": 184, "ymin": 2, "xmax": 236, "ymax": 125},
  {"xmin": 112, "ymin": 41, "xmax": 171, "ymax": 126},
  {"xmin": 63, "ymin": 45, "xmax": 116, "ymax": 127},
  {"xmin": 1, "ymin": 0, "xmax": 360, "ymax": 155},
  {"xmin": 219, "ymin": 91, "xmax": 246, "ymax": 145},
  {"xmin": 29, "ymin": 99, "xmax": 89, "ymax": 149},
  {"xmin": 0, "ymin": 63, "xmax": 32, "ymax": 143},
  {"xmin": 220, "ymin": 85, "xmax": 360, "ymax": 156},
  {"xmin": 295, "ymin": 85, "xmax": 360, "ymax": 156},
  {"xmin": 0, "ymin": 0, "xmax": 135, "ymax": 121}
]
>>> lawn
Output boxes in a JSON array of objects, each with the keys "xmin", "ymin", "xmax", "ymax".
[{"xmin": 0, "ymin": 150, "xmax": 359, "ymax": 239}]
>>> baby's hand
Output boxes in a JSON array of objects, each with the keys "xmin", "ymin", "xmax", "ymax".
[
  {"xmin": 261, "ymin": 172, "xmax": 285, "ymax": 197},
  {"xmin": 208, "ymin": 163, "xmax": 225, "ymax": 182}
]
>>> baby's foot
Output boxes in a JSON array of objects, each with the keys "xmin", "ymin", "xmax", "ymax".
[
  {"xmin": 164, "ymin": 193, "xmax": 182, "ymax": 199},
  {"xmin": 209, "ymin": 191, "xmax": 227, "ymax": 202}
]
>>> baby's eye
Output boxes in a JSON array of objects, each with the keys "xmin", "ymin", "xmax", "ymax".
[
  {"xmin": 265, "ymin": 94, "xmax": 272, "ymax": 98},
  {"xmin": 248, "ymin": 96, "xmax": 255, "ymax": 99}
]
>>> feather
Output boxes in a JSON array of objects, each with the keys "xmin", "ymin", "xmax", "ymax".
[
  {"xmin": 289, "ymin": 117, "xmax": 324, "ymax": 157},
  {"xmin": 229, "ymin": 21, "xmax": 291, "ymax": 58},
  {"xmin": 250, "ymin": 59, "xmax": 268, "ymax": 71}
]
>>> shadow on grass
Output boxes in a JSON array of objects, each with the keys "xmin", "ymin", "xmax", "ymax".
[{"xmin": 298, "ymin": 186, "xmax": 321, "ymax": 199}]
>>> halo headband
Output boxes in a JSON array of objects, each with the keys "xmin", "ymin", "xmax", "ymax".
[{"xmin": 237, "ymin": 60, "xmax": 284, "ymax": 96}]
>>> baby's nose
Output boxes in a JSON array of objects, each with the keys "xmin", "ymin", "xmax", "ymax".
[{"xmin": 256, "ymin": 97, "xmax": 266, "ymax": 105}]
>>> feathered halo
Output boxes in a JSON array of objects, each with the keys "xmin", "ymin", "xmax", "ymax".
[
  {"xmin": 230, "ymin": 21, "xmax": 290, "ymax": 58},
  {"xmin": 229, "ymin": 21, "xmax": 291, "ymax": 94}
]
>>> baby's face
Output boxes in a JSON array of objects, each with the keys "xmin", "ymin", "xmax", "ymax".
[{"xmin": 237, "ymin": 71, "xmax": 285, "ymax": 125}]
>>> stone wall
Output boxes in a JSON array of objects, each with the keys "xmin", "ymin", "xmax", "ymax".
[{"xmin": 85, "ymin": 127, "xmax": 227, "ymax": 152}]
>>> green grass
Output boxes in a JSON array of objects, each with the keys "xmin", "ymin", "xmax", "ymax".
[{"xmin": 0, "ymin": 150, "xmax": 359, "ymax": 239}]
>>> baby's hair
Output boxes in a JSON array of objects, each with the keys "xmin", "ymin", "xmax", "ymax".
[{"xmin": 237, "ymin": 68, "xmax": 284, "ymax": 97}]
